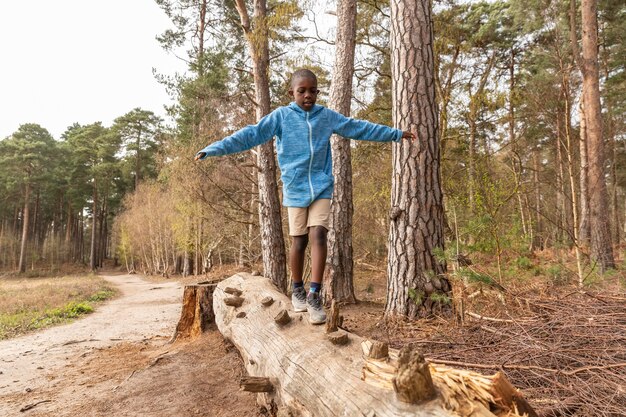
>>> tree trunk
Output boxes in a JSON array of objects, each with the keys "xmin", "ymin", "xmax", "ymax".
[
  {"xmin": 135, "ymin": 125, "xmax": 142, "ymax": 190},
  {"xmin": 387, "ymin": 0, "xmax": 450, "ymax": 317},
  {"xmin": 569, "ymin": 0, "xmax": 590, "ymax": 247},
  {"xmin": 323, "ymin": 0, "xmax": 358, "ymax": 305},
  {"xmin": 562, "ymin": 74, "xmax": 585, "ymax": 286},
  {"xmin": 581, "ymin": 0, "xmax": 614, "ymax": 271},
  {"xmin": 578, "ymin": 99, "xmax": 591, "ymax": 245},
  {"xmin": 90, "ymin": 178, "xmax": 98, "ymax": 271},
  {"xmin": 555, "ymin": 111, "xmax": 568, "ymax": 245},
  {"xmin": 18, "ymin": 182, "xmax": 31, "ymax": 273},
  {"xmin": 234, "ymin": 0, "xmax": 287, "ymax": 293},
  {"xmin": 213, "ymin": 273, "xmax": 535, "ymax": 417},
  {"xmin": 508, "ymin": 50, "xmax": 529, "ymax": 242}
]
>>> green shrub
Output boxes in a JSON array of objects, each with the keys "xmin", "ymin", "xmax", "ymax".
[{"xmin": 515, "ymin": 256, "xmax": 533, "ymax": 270}]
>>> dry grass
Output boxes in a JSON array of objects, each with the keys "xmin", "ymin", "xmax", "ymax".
[{"xmin": 0, "ymin": 274, "xmax": 116, "ymax": 340}]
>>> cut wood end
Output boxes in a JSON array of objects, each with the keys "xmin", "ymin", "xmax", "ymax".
[
  {"xmin": 260, "ymin": 296, "xmax": 274, "ymax": 307},
  {"xmin": 224, "ymin": 287, "xmax": 243, "ymax": 297},
  {"xmin": 327, "ymin": 331, "xmax": 349, "ymax": 345},
  {"xmin": 363, "ymin": 340, "xmax": 389, "ymax": 359},
  {"xmin": 274, "ymin": 309, "xmax": 291, "ymax": 325},
  {"xmin": 240, "ymin": 376, "xmax": 273, "ymax": 393}
]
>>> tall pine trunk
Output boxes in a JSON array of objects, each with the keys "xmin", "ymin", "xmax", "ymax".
[
  {"xmin": 234, "ymin": 0, "xmax": 287, "ymax": 292},
  {"xmin": 18, "ymin": 182, "xmax": 31, "ymax": 273},
  {"xmin": 581, "ymin": 0, "xmax": 614, "ymax": 271},
  {"xmin": 387, "ymin": 0, "xmax": 450, "ymax": 317},
  {"xmin": 323, "ymin": 0, "xmax": 358, "ymax": 305},
  {"xmin": 578, "ymin": 99, "xmax": 591, "ymax": 244},
  {"xmin": 89, "ymin": 178, "xmax": 98, "ymax": 271}
]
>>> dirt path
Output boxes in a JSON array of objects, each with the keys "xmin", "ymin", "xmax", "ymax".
[{"xmin": 0, "ymin": 273, "xmax": 258, "ymax": 417}]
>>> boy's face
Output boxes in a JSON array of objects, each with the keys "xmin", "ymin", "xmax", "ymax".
[{"xmin": 289, "ymin": 76, "xmax": 319, "ymax": 112}]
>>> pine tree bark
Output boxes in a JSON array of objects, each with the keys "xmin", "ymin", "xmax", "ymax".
[
  {"xmin": 581, "ymin": 0, "xmax": 614, "ymax": 271},
  {"xmin": 89, "ymin": 178, "xmax": 98, "ymax": 271},
  {"xmin": 18, "ymin": 182, "xmax": 31, "ymax": 273},
  {"xmin": 569, "ymin": 0, "xmax": 590, "ymax": 246},
  {"xmin": 555, "ymin": 113, "xmax": 565, "ymax": 244},
  {"xmin": 323, "ymin": 0, "xmax": 358, "ymax": 305},
  {"xmin": 578, "ymin": 99, "xmax": 591, "ymax": 244},
  {"xmin": 387, "ymin": 0, "xmax": 450, "ymax": 317},
  {"xmin": 234, "ymin": 0, "xmax": 288, "ymax": 292}
]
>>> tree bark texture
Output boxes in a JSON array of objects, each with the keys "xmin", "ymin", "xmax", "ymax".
[
  {"xmin": 578, "ymin": 99, "xmax": 591, "ymax": 245},
  {"xmin": 18, "ymin": 182, "xmax": 30, "ymax": 273},
  {"xmin": 89, "ymin": 178, "xmax": 98, "ymax": 271},
  {"xmin": 172, "ymin": 283, "xmax": 216, "ymax": 340},
  {"xmin": 323, "ymin": 0, "xmax": 358, "ymax": 305},
  {"xmin": 213, "ymin": 273, "xmax": 533, "ymax": 417},
  {"xmin": 581, "ymin": 0, "xmax": 614, "ymax": 271},
  {"xmin": 387, "ymin": 0, "xmax": 449, "ymax": 317},
  {"xmin": 235, "ymin": 0, "xmax": 288, "ymax": 292}
]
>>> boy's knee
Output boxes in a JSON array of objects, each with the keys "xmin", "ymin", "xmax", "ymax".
[
  {"xmin": 310, "ymin": 226, "xmax": 327, "ymax": 245},
  {"xmin": 291, "ymin": 235, "xmax": 309, "ymax": 252}
]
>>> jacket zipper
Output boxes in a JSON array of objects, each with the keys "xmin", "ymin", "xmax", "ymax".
[{"xmin": 306, "ymin": 112, "xmax": 314, "ymax": 203}]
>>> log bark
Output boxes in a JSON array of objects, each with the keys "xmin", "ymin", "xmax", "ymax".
[
  {"xmin": 213, "ymin": 273, "xmax": 534, "ymax": 417},
  {"xmin": 172, "ymin": 284, "xmax": 216, "ymax": 341}
]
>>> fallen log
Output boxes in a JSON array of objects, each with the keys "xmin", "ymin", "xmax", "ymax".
[{"xmin": 213, "ymin": 273, "xmax": 536, "ymax": 417}]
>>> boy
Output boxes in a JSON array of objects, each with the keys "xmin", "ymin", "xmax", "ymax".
[{"xmin": 195, "ymin": 69, "xmax": 415, "ymax": 324}]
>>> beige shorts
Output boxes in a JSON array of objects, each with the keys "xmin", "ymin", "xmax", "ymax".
[{"xmin": 287, "ymin": 199, "xmax": 331, "ymax": 236}]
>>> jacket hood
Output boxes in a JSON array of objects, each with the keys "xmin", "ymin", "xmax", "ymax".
[{"xmin": 288, "ymin": 102, "xmax": 325, "ymax": 117}]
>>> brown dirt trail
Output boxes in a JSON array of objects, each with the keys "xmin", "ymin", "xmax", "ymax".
[{"xmin": 0, "ymin": 273, "xmax": 258, "ymax": 417}]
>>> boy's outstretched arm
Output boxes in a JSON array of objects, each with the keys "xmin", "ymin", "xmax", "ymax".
[
  {"xmin": 332, "ymin": 111, "xmax": 415, "ymax": 143},
  {"xmin": 194, "ymin": 110, "xmax": 281, "ymax": 161}
]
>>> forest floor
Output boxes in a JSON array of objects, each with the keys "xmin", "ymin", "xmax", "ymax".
[{"xmin": 1, "ymin": 257, "xmax": 625, "ymax": 417}]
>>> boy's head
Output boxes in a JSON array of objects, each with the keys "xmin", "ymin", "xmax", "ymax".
[{"xmin": 289, "ymin": 69, "xmax": 319, "ymax": 112}]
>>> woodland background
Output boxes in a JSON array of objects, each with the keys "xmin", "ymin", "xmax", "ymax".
[{"xmin": 1, "ymin": 0, "xmax": 624, "ymax": 290}]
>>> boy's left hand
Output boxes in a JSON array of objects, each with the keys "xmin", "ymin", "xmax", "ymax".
[{"xmin": 401, "ymin": 131, "xmax": 416, "ymax": 140}]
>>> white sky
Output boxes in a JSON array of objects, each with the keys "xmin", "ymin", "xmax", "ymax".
[{"xmin": 0, "ymin": 0, "xmax": 187, "ymax": 139}]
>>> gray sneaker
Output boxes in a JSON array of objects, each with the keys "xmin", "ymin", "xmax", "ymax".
[
  {"xmin": 306, "ymin": 292, "xmax": 327, "ymax": 324},
  {"xmin": 291, "ymin": 286, "xmax": 307, "ymax": 312}
]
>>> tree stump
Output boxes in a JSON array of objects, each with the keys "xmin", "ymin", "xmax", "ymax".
[
  {"xmin": 213, "ymin": 273, "xmax": 537, "ymax": 417},
  {"xmin": 172, "ymin": 283, "xmax": 216, "ymax": 341}
]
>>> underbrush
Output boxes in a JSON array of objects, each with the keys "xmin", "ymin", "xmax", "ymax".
[
  {"xmin": 346, "ymin": 250, "xmax": 626, "ymax": 417},
  {"xmin": 0, "ymin": 274, "xmax": 117, "ymax": 340}
]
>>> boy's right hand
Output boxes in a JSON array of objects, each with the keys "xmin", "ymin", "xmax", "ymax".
[{"xmin": 194, "ymin": 152, "xmax": 207, "ymax": 161}]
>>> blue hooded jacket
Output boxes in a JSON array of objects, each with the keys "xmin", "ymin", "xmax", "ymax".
[{"xmin": 197, "ymin": 102, "xmax": 402, "ymax": 207}]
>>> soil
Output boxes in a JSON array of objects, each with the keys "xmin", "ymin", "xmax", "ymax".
[{"xmin": 0, "ymin": 273, "xmax": 262, "ymax": 417}]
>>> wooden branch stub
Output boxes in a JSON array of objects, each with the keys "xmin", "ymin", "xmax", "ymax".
[
  {"xmin": 274, "ymin": 309, "xmax": 291, "ymax": 325},
  {"xmin": 392, "ymin": 346, "xmax": 436, "ymax": 404},
  {"xmin": 325, "ymin": 300, "xmax": 340, "ymax": 333},
  {"xmin": 236, "ymin": 311, "xmax": 247, "ymax": 318},
  {"xmin": 261, "ymin": 296, "xmax": 274, "ymax": 307},
  {"xmin": 224, "ymin": 287, "xmax": 243, "ymax": 297},
  {"xmin": 224, "ymin": 296, "xmax": 244, "ymax": 307},
  {"xmin": 363, "ymin": 340, "xmax": 389, "ymax": 360},
  {"xmin": 489, "ymin": 372, "xmax": 539, "ymax": 417},
  {"xmin": 240, "ymin": 376, "xmax": 274, "ymax": 393},
  {"xmin": 327, "ymin": 331, "xmax": 349, "ymax": 345},
  {"xmin": 251, "ymin": 270, "xmax": 261, "ymax": 276},
  {"xmin": 390, "ymin": 206, "xmax": 403, "ymax": 220}
]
